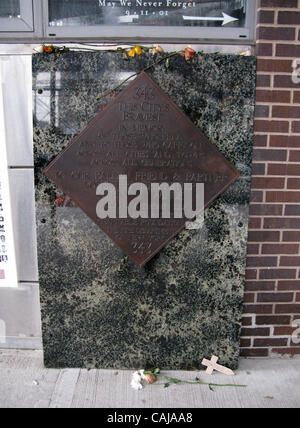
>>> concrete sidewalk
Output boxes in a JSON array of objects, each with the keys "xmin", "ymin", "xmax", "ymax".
[{"xmin": 0, "ymin": 349, "xmax": 299, "ymax": 408}]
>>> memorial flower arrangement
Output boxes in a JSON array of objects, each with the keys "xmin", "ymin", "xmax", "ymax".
[
  {"xmin": 130, "ymin": 368, "xmax": 247, "ymax": 391},
  {"xmin": 34, "ymin": 43, "xmax": 196, "ymax": 62},
  {"xmin": 33, "ymin": 43, "xmax": 250, "ymax": 106}
]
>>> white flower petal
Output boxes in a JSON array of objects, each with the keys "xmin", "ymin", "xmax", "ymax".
[
  {"xmin": 34, "ymin": 45, "xmax": 44, "ymax": 53},
  {"xmin": 132, "ymin": 370, "xmax": 145, "ymax": 382},
  {"xmin": 130, "ymin": 379, "xmax": 143, "ymax": 390}
]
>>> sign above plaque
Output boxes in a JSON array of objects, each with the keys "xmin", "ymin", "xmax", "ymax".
[
  {"xmin": 44, "ymin": 72, "xmax": 239, "ymax": 266},
  {"xmin": 45, "ymin": 0, "xmax": 254, "ymax": 42},
  {"xmin": 49, "ymin": 0, "xmax": 245, "ymax": 28}
]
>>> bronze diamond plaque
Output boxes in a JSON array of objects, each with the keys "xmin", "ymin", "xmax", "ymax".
[{"xmin": 44, "ymin": 72, "xmax": 239, "ymax": 267}]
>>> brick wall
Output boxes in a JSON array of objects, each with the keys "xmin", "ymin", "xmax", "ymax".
[{"xmin": 241, "ymin": 0, "xmax": 300, "ymax": 357}]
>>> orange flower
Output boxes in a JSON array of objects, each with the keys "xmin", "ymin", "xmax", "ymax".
[
  {"xmin": 152, "ymin": 45, "xmax": 164, "ymax": 55},
  {"xmin": 144, "ymin": 374, "xmax": 157, "ymax": 384},
  {"xmin": 128, "ymin": 47, "xmax": 136, "ymax": 57},
  {"xmin": 43, "ymin": 45, "xmax": 53, "ymax": 53},
  {"xmin": 128, "ymin": 46, "xmax": 143, "ymax": 58},
  {"xmin": 182, "ymin": 46, "xmax": 196, "ymax": 61},
  {"xmin": 134, "ymin": 45, "xmax": 143, "ymax": 55}
]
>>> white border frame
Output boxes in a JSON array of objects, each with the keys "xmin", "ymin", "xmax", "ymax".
[{"xmin": 0, "ymin": 76, "xmax": 18, "ymax": 288}]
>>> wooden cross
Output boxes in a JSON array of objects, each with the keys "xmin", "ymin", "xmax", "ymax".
[{"xmin": 201, "ymin": 355, "xmax": 235, "ymax": 376}]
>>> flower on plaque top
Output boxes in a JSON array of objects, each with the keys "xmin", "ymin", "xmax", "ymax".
[
  {"xmin": 128, "ymin": 45, "xmax": 143, "ymax": 57},
  {"xmin": 182, "ymin": 46, "xmax": 196, "ymax": 61},
  {"xmin": 152, "ymin": 45, "xmax": 164, "ymax": 55},
  {"xmin": 43, "ymin": 45, "xmax": 54, "ymax": 53}
]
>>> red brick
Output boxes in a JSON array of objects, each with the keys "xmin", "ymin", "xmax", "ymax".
[
  {"xmin": 242, "ymin": 317, "xmax": 253, "ymax": 326},
  {"xmin": 245, "ymin": 281, "xmax": 275, "ymax": 292},
  {"xmin": 272, "ymin": 105, "xmax": 300, "ymax": 118},
  {"xmin": 240, "ymin": 339, "xmax": 252, "ymax": 348},
  {"xmin": 296, "ymin": 293, "xmax": 300, "ymax": 302},
  {"xmin": 257, "ymin": 59, "xmax": 292, "ymax": 73},
  {"xmin": 251, "ymin": 177, "xmax": 285, "ymax": 189},
  {"xmin": 266, "ymin": 192, "xmax": 300, "ymax": 203},
  {"xmin": 255, "ymin": 105, "xmax": 269, "ymax": 118},
  {"xmin": 278, "ymin": 280, "xmax": 300, "ymax": 290},
  {"xmin": 247, "ymin": 256, "xmax": 277, "ymax": 267},
  {"xmin": 245, "ymin": 269, "xmax": 258, "ymax": 280},
  {"xmin": 250, "ymin": 191, "xmax": 264, "ymax": 202},
  {"xmin": 255, "ymin": 120, "xmax": 289, "ymax": 133},
  {"xmin": 272, "ymin": 347, "xmax": 300, "ymax": 355},
  {"xmin": 241, "ymin": 327, "xmax": 270, "ymax": 336},
  {"xmin": 264, "ymin": 217, "xmax": 300, "ymax": 228},
  {"xmin": 252, "ymin": 163, "xmax": 266, "ymax": 175},
  {"xmin": 278, "ymin": 11, "xmax": 300, "ymax": 25},
  {"xmin": 244, "ymin": 304, "xmax": 273, "ymax": 314},
  {"xmin": 275, "ymin": 304, "xmax": 300, "ymax": 313},
  {"xmin": 253, "ymin": 148, "xmax": 287, "ymax": 161},
  {"xmin": 258, "ymin": 10, "xmax": 275, "ymax": 24},
  {"xmin": 257, "ymin": 292, "xmax": 294, "ymax": 302},
  {"xmin": 276, "ymin": 44, "xmax": 300, "ymax": 57},
  {"xmin": 257, "ymin": 74, "xmax": 271, "ymax": 87},
  {"xmin": 259, "ymin": 269, "xmax": 296, "ymax": 279},
  {"xmin": 270, "ymin": 135, "xmax": 300, "ymax": 148},
  {"xmin": 248, "ymin": 231, "xmax": 280, "ymax": 242},
  {"xmin": 256, "ymin": 315, "xmax": 291, "ymax": 325},
  {"xmin": 274, "ymin": 75, "xmax": 299, "ymax": 89},
  {"xmin": 244, "ymin": 293, "xmax": 255, "ymax": 303},
  {"xmin": 289, "ymin": 151, "xmax": 300, "ymax": 162},
  {"xmin": 283, "ymin": 231, "xmax": 300, "ymax": 241},
  {"xmin": 256, "ymin": 90, "xmax": 290, "ymax": 104},
  {"xmin": 241, "ymin": 0, "xmax": 300, "ymax": 364},
  {"xmin": 268, "ymin": 163, "xmax": 300, "ymax": 176},
  {"xmin": 254, "ymin": 338, "xmax": 288, "ymax": 347},
  {"xmin": 274, "ymin": 327, "xmax": 295, "ymax": 335},
  {"xmin": 248, "ymin": 218, "xmax": 262, "ymax": 229},
  {"xmin": 292, "ymin": 122, "xmax": 300, "ymax": 133},
  {"xmin": 259, "ymin": 0, "xmax": 298, "ymax": 7},
  {"xmin": 240, "ymin": 348, "xmax": 269, "ymax": 357},
  {"xmin": 258, "ymin": 27, "xmax": 295, "ymax": 41},
  {"xmin": 262, "ymin": 243, "xmax": 299, "ymax": 254},
  {"xmin": 256, "ymin": 43, "xmax": 273, "ymax": 56},
  {"xmin": 247, "ymin": 244, "xmax": 260, "ymax": 255},
  {"xmin": 280, "ymin": 256, "xmax": 300, "ymax": 266},
  {"xmin": 254, "ymin": 135, "xmax": 268, "ymax": 147},
  {"xmin": 249, "ymin": 204, "xmax": 282, "ymax": 216},
  {"xmin": 294, "ymin": 92, "xmax": 300, "ymax": 104},
  {"xmin": 285, "ymin": 202, "xmax": 300, "ymax": 212}
]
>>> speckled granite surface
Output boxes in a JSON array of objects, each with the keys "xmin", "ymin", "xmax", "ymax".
[{"xmin": 33, "ymin": 52, "xmax": 256, "ymax": 370}]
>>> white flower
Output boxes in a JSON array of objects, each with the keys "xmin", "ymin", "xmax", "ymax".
[
  {"xmin": 131, "ymin": 370, "xmax": 146, "ymax": 390},
  {"xmin": 130, "ymin": 378, "xmax": 143, "ymax": 390},
  {"xmin": 240, "ymin": 50, "xmax": 252, "ymax": 56},
  {"xmin": 132, "ymin": 370, "xmax": 145, "ymax": 381},
  {"xmin": 34, "ymin": 45, "xmax": 44, "ymax": 53}
]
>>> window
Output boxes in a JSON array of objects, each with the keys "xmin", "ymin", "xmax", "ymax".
[
  {"xmin": 45, "ymin": 0, "xmax": 255, "ymax": 41},
  {"xmin": 0, "ymin": 0, "xmax": 256, "ymax": 42},
  {"xmin": 0, "ymin": 0, "xmax": 33, "ymax": 32}
]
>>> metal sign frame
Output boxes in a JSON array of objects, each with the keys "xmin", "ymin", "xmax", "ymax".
[{"xmin": 0, "ymin": 0, "xmax": 256, "ymax": 43}]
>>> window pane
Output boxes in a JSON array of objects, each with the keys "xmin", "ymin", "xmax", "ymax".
[
  {"xmin": 48, "ymin": 0, "xmax": 247, "ymax": 28},
  {"xmin": 0, "ymin": 0, "xmax": 20, "ymax": 18}
]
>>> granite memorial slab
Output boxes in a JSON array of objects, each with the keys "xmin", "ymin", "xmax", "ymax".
[{"xmin": 33, "ymin": 51, "xmax": 256, "ymax": 369}]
